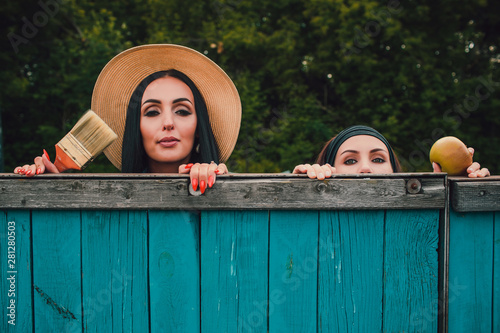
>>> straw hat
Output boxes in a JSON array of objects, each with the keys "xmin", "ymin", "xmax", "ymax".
[{"xmin": 91, "ymin": 44, "xmax": 241, "ymax": 170}]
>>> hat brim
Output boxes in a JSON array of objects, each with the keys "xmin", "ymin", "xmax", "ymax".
[{"xmin": 91, "ymin": 44, "xmax": 241, "ymax": 170}]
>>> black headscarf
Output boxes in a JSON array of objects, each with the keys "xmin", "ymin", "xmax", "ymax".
[{"xmin": 324, "ymin": 125, "xmax": 398, "ymax": 171}]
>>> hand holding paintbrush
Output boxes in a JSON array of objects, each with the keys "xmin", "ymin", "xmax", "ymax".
[{"xmin": 14, "ymin": 110, "xmax": 117, "ymax": 176}]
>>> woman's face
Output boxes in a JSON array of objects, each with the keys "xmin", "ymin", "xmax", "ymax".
[
  {"xmin": 140, "ymin": 76, "xmax": 197, "ymax": 172},
  {"xmin": 333, "ymin": 135, "xmax": 394, "ymax": 174}
]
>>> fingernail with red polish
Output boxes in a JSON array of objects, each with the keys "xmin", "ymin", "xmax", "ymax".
[
  {"xmin": 185, "ymin": 163, "xmax": 194, "ymax": 169},
  {"xmin": 208, "ymin": 176, "xmax": 214, "ymax": 188},
  {"xmin": 26, "ymin": 170, "xmax": 32, "ymax": 176},
  {"xmin": 215, "ymin": 169, "xmax": 220, "ymax": 175},
  {"xmin": 19, "ymin": 168, "xmax": 25, "ymax": 174},
  {"xmin": 192, "ymin": 178, "xmax": 198, "ymax": 191},
  {"xmin": 36, "ymin": 168, "xmax": 41, "ymax": 175},
  {"xmin": 43, "ymin": 149, "xmax": 50, "ymax": 161},
  {"xmin": 200, "ymin": 180, "xmax": 206, "ymax": 194}
]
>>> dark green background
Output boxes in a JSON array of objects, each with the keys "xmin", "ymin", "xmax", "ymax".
[{"xmin": 1, "ymin": 0, "xmax": 499, "ymax": 174}]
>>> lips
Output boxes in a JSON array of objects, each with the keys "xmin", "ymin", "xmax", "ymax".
[{"xmin": 158, "ymin": 136, "xmax": 179, "ymax": 148}]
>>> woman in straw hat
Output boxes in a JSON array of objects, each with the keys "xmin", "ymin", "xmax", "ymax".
[
  {"xmin": 14, "ymin": 44, "xmax": 242, "ymax": 194},
  {"xmin": 292, "ymin": 125, "xmax": 490, "ymax": 179}
]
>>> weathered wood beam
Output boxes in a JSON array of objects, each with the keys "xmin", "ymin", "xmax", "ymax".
[
  {"xmin": 450, "ymin": 176, "xmax": 500, "ymax": 212},
  {"xmin": 0, "ymin": 173, "xmax": 446, "ymax": 210}
]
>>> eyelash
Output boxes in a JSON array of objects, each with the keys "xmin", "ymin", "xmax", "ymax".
[
  {"xmin": 175, "ymin": 109, "xmax": 192, "ymax": 116},
  {"xmin": 144, "ymin": 109, "xmax": 160, "ymax": 117},
  {"xmin": 143, "ymin": 107, "xmax": 193, "ymax": 117},
  {"xmin": 344, "ymin": 157, "xmax": 386, "ymax": 165}
]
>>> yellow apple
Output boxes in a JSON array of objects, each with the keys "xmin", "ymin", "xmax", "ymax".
[{"xmin": 429, "ymin": 136, "xmax": 472, "ymax": 176}]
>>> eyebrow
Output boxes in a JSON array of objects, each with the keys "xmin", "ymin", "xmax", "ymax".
[
  {"xmin": 173, "ymin": 97, "xmax": 193, "ymax": 105},
  {"xmin": 370, "ymin": 148, "xmax": 388, "ymax": 154},
  {"xmin": 142, "ymin": 99, "xmax": 161, "ymax": 106},
  {"xmin": 340, "ymin": 149, "xmax": 359, "ymax": 155},
  {"xmin": 142, "ymin": 97, "xmax": 193, "ymax": 106},
  {"xmin": 340, "ymin": 148, "xmax": 388, "ymax": 155}
]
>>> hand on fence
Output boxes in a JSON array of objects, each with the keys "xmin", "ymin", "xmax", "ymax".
[
  {"xmin": 13, "ymin": 149, "xmax": 60, "ymax": 177},
  {"xmin": 292, "ymin": 163, "xmax": 335, "ymax": 180},
  {"xmin": 179, "ymin": 162, "xmax": 228, "ymax": 194},
  {"xmin": 432, "ymin": 147, "xmax": 490, "ymax": 178}
]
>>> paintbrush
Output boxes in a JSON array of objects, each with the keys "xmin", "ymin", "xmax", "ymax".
[{"xmin": 52, "ymin": 110, "xmax": 118, "ymax": 172}]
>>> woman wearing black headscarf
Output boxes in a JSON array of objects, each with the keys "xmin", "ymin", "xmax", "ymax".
[{"xmin": 293, "ymin": 125, "xmax": 489, "ymax": 178}]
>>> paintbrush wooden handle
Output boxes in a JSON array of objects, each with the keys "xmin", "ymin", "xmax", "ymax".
[
  {"xmin": 53, "ymin": 145, "xmax": 82, "ymax": 172},
  {"xmin": 52, "ymin": 110, "xmax": 117, "ymax": 172}
]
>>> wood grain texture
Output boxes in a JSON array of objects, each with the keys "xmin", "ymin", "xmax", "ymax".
[
  {"xmin": 32, "ymin": 210, "xmax": 82, "ymax": 332},
  {"xmin": 81, "ymin": 210, "xmax": 148, "ymax": 332},
  {"xmin": 268, "ymin": 211, "xmax": 318, "ymax": 333},
  {"xmin": 317, "ymin": 210, "xmax": 384, "ymax": 332},
  {"xmin": 448, "ymin": 210, "xmax": 494, "ymax": 333},
  {"xmin": 450, "ymin": 180, "xmax": 500, "ymax": 212},
  {"xmin": 0, "ymin": 174, "xmax": 446, "ymax": 210},
  {"xmin": 0, "ymin": 173, "xmax": 462, "ymax": 332},
  {"xmin": 383, "ymin": 210, "xmax": 439, "ymax": 333},
  {"xmin": 123, "ymin": 211, "xmax": 150, "ymax": 331},
  {"xmin": 149, "ymin": 211, "xmax": 200, "ymax": 333},
  {"xmin": 0, "ymin": 206, "xmax": 448, "ymax": 332},
  {"xmin": 494, "ymin": 212, "xmax": 500, "ymax": 333},
  {"xmin": 200, "ymin": 211, "xmax": 269, "ymax": 333},
  {"xmin": 0, "ymin": 210, "xmax": 32, "ymax": 332}
]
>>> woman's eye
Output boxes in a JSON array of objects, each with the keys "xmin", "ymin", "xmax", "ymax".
[
  {"xmin": 144, "ymin": 109, "xmax": 160, "ymax": 117},
  {"xmin": 344, "ymin": 159, "xmax": 357, "ymax": 165},
  {"xmin": 373, "ymin": 158, "xmax": 385, "ymax": 163},
  {"xmin": 175, "ymin": 109, "xmax": 192, "ymax": 116}
]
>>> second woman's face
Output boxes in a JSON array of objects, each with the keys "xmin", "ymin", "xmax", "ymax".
[
  {"xmin": 333, "ymin": 135, "xmax": 394, "ymax": 174},
  {"xmin": 140, "ymin": 77, "xmax": 197, "ymax": 171}
]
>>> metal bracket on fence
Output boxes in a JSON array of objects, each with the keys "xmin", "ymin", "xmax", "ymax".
[{"xmin": 406, "ymin": 178, "xmax": 422, "ymax": 194}]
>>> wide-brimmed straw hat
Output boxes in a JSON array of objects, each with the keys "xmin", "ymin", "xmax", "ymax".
[{"xmin": 91, "ymin": 44, "xmax": 241, "ymax": 170}]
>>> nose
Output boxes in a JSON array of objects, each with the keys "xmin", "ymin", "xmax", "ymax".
[
  {"xmin": 162, "ymin": 113, "xmax": 174, "ymax": 131},
  {"xmin": 358, "ymin": 161, "xmax": 373, "ymax": 174}
]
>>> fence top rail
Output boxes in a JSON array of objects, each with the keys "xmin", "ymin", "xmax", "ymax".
[
  {"xmin": 449, "ymin": 176, "xmax": 500, "ymax": 212},
  {"xmin": 1, "ymin": 172, "xmax": 447, "ymax": 211}
]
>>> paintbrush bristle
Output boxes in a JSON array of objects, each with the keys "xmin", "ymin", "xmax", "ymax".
[{"xmin": 56, "ymin": 110, "xmax": 117, "ymax": 170}]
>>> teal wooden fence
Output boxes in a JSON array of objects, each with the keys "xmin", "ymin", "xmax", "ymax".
[
  {"xmin": 0, "ymin": 173, "xmax": 497, "ymax": 332},
  {"xmin": 448, "ymin": 177, "xmax": 500, "ymax": 333}
]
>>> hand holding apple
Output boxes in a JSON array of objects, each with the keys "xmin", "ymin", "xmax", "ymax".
[
  {"xmin": 430, "ymin": 136, "xmax": 490, "ymax": 177},
  {"xmin": 429, "ymin": 136, "xmax": 473, "ymax": 176}
]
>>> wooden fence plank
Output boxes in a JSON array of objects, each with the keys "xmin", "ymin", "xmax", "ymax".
[
  {"xmin": 149, "ymin": 211, "xmax": 200, "ymax": 333},
  {"xmin": 448, "ymin": 210, "xmax": 494, "ymax": 333},
  {"xmin": 32, "ymin": 210, "xmax": 82, "ymax": 332},
  {"xmin": 0, "ymin": 210, "xmax": 32, "ymax": 332},
  {"xmin": 0, "ymin": 174, "xmax": 457, "ymax": 332},
  {"xmin": 0, "ymin": 174, "xmax": 446, "ymax": 210},
  {"xmin": 200, "ymin": 211, "xmax": 269, "ymax": 333},
  {"xmin": 494, "ymin": 212, "xmax": 500, "ymax": 333},
  {"xmin": 318, "ymin": 210, "xmax": 384, "ymax": 332},
  {"xmin": 268, "ymin": 211, "xmax": 318, "ymax": 333},
  {"xmin": 81, "ymin": 211, "xmax": 148, "ymax": 332},
  {"xmin": 122, "ymin": 211, "xmax": 149, "ymax": 331},
  {"xmin": 383, "ymin": 210, "xmax": 439, "ymax": 333},
  {"xmin": 450, "ymin": 179, "xmax": 500, "ymax": 212}
]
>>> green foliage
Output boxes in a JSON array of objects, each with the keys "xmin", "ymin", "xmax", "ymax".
[{"xmin": 1, "ymin": 0, "xmax": 499, "ymax": 174}]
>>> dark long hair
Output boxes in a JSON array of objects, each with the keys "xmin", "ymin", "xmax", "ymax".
[{"xmin": 121, "ymin": 70, "xmax": 219, "ymax": 172}]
